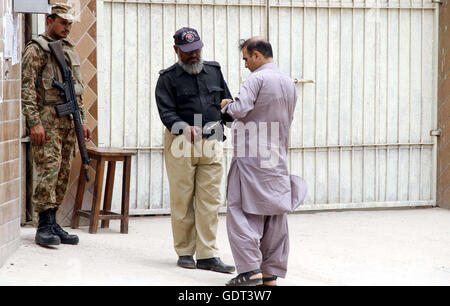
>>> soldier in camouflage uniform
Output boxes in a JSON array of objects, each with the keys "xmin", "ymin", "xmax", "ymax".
[{"xmin": 21, "ymin": 3, "xmax": 92, "ymax": 247}]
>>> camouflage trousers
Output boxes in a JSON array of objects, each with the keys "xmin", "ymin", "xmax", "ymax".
[{"xmin": 32, "ymin": 126, "xmax": 76, "ymax": 213}]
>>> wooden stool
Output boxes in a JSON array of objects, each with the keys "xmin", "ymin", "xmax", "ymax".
[{"xmin": 72, "ymin": 147, "xmax": 136, "ymax": 234}]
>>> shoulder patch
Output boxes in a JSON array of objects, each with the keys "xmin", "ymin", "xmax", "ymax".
[
  {"xmin": 204, "ymin": 61, "xmax": 221, "ymax": 68},
  {"xmin": 159, "ymin": 64, "xmax": 176, "ymax": 75}
]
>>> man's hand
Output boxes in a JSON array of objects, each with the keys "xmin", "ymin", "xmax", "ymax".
[
  {"xmin": 221, "ymin": 99, "xmax": 233, "ymax": 109},
  {"xmin": 82, "ymin": 124, "xmax": 92, "ymax": 142},
  {"xmin": 183, "ymin": 125, "xmax": 202, "ymax": 143},
  {"xmin": 30, "ymin": 123, "xmax": 46, "ymax": 146}
]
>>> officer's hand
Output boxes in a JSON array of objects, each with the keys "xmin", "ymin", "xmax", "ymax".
[
  {"xmin": 221, "ymin": 99, "xmax": 233, "ymax": 109},
  {"xmin": 183, "ymin": 126, "xmax": 202, "ymax": 143},
  {"xmin": 30, "ymin": 123, "xmax": 46, "ymax": 146},
  {"xmin": 82, "ymin": 124, "xmax": 92, "ymax": 142}
]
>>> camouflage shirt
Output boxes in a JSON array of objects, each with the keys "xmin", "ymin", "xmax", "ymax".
[{"xmin": 21, "ymin": 33, "xmax": 86, "ymax": 128}]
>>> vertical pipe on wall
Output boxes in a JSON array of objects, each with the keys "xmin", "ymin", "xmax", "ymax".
[{"xmin": 431, "ymin": 1, "xmax": 439, "ymax": 202}]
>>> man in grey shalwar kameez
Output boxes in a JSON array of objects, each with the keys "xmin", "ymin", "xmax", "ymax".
[{"xmin": 221, "ymin": 37, "xmax": 307, "ymax": 286}]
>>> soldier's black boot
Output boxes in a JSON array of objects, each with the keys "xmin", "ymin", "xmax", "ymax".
[
  {"xmin": 35, "ymin": 209, "xmax": 61, "ymax": 246},
  {"xmin": 50, "ymin": 208, "xmax": 79, "ymax": 245}
]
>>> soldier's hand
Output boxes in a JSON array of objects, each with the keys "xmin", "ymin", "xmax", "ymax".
[
  {"xmin": 221, "ymin": 99, "xmax": 233, "ymax": 109},
  {"xmin": 30, "ymin": 123, "xmax": 46, "ymax": 146},
  {"xmin": 82, "ymin": 124, "xmax": 92, "ymax": 142}
]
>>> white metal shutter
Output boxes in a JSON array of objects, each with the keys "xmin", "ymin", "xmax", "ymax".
[{"xmin": 97, "ymin": 0, "xmax": 439, "ymax": 214}]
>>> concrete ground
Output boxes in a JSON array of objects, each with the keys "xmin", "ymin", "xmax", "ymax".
[{"xmin": 1, "ymin": 207, "xmax": 450, "ymax": 286}]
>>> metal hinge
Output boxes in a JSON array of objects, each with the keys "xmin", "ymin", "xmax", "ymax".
[
  {"xmin": 293, "ymin": 78, "xmax": 315, "ymax": 84},
  {"xmin": 430, "ymin": 129, "xmax": 441, "ymax": 137}
]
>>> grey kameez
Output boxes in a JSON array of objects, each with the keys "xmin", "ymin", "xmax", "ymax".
[{"xmin": 223, "ymin": 63, "xmax": 307, "ymax": 277}]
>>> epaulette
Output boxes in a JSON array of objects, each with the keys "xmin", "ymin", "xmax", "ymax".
[
  {"xmin": 159, "ymin": 64, "xmax": 176, "ymax": 75},
  {"xmin": 204, "ymin": 61, "xmax": 221, "ymax": 68}
]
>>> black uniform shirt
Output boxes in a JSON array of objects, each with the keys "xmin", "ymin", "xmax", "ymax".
[{"xmin": 155, "ymin": 61, "xmax": 233, "ymax": 135}]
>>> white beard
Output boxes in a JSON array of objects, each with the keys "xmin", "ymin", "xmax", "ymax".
[{"xmin": 177, "ymin": 53, "xmax": 204, "ymax": 75}]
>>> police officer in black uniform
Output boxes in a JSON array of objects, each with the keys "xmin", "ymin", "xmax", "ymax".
[{"xmin": 155, "ymin": 27, "xmax": 235, "ymax": 274}]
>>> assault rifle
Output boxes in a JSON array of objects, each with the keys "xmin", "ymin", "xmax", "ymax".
[{"xmin": 48, "ymin": 40, "xmax": 91, "ymax": 182}]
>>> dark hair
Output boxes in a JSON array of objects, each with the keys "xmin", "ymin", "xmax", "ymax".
[
  {"xmin": 46, "ymin": 14, "xmax": 58, "ymax": 21},
  {"xmin": 239, "ymin": 38, "xmax": 273, "ymax": 58}
]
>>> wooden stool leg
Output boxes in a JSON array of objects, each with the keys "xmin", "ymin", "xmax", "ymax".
[
  {"xmin": 120, "ymin": 156, "xmax": 131, "ymax": 234},
  {"xmin": 90, "ymin": 157, "xmax": 105, "ymax": 234},
  {"xmin": 101, "ymin": 161, "xmax": 116, "ymax": 228},
  {"xmin": 72, "ymin": 163, "xmax": 87, "ymax": 229}
]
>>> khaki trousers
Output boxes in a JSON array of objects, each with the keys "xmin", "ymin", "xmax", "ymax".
[{"xmin": 164, "ymin": 130, "xmax": 224, "ymax": 259}]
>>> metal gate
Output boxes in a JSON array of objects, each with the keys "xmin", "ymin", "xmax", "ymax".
[{"xmin": 97, "ymin": 0, "xmax": 439, "ymax": 214}]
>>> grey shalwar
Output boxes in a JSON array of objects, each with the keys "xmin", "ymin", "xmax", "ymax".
[{"xmin": 222, "ymin": 62, "xmax": 307, "ymax": 277}]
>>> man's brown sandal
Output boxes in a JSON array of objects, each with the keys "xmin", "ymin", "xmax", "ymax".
[{"xmin": 226, "ymin": 269, "xmax": 263, "ymax": 286}]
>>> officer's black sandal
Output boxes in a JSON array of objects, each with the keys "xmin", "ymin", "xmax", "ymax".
[{"xmin": 226, "ymin": 269, "xmax": 263, "ymax": 286}]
